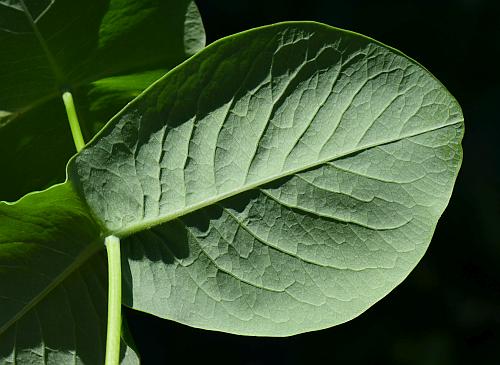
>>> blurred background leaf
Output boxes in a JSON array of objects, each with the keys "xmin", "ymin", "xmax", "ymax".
[{"xmin": 0, "ymin": 0, "xmax": 205, "ymax": 201}]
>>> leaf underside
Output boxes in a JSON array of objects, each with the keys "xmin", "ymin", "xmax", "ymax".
[{"xmin": 68, "ymin": 22, "xmax": 464, "ymax": 336}]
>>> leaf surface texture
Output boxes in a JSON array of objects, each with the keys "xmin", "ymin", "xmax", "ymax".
[{"xmin": 69, "ymin": 22, "xmax": 464, "ymax": 335}]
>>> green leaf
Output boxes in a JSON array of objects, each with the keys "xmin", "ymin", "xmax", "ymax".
[
  {"xmin": 83, "ymin": 69, "xmax": 169, "ymax": 136},
  {"xmin": 68, "ymin": 22, "xmax": 464, "ymax": 335},
  {"xmin": 0, "ymin": 184, "xmax": 139, "ymax": 363},
  {"xmin": 0, "ymin": 0, "xmax": 205, "ymax": 201}
]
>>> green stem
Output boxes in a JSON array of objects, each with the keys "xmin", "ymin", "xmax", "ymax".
[
  {"xmin": 104, "ymin": 235, "xmax": 122, "ymax": 365},
  {"xmin": 62, "ymin": 86, "xmax": 120, "ymax": 363},
  {"xmin": 62, "ymin": 91, "xmax": 85, "ymax": 152}
]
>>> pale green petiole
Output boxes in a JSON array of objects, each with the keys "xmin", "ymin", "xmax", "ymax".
[
  {"xmin": 62, "ymin": 91, "xmax": 122, "ymax": 363},
  {"xmin": 104, "ymin": 235, "xmax": 122, "ymax": 365},
  {"xmin": 62, "ymin": 91, "xmax": 85, "ymax": 152}
]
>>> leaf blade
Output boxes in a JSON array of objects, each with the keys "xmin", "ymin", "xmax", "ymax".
[{"xmin": 69, "ymin": 22, "xmax": 463, "ymax": 335}]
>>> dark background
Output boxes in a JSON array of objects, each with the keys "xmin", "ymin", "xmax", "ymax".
[{"xmin": 126, "ymin": 1, "xmax": 500, "ymax": 363}]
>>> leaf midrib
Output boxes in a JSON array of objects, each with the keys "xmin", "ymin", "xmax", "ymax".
[{"xmin": 114, "ymin": 119, "xmax": 461, "ymax": 238}]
